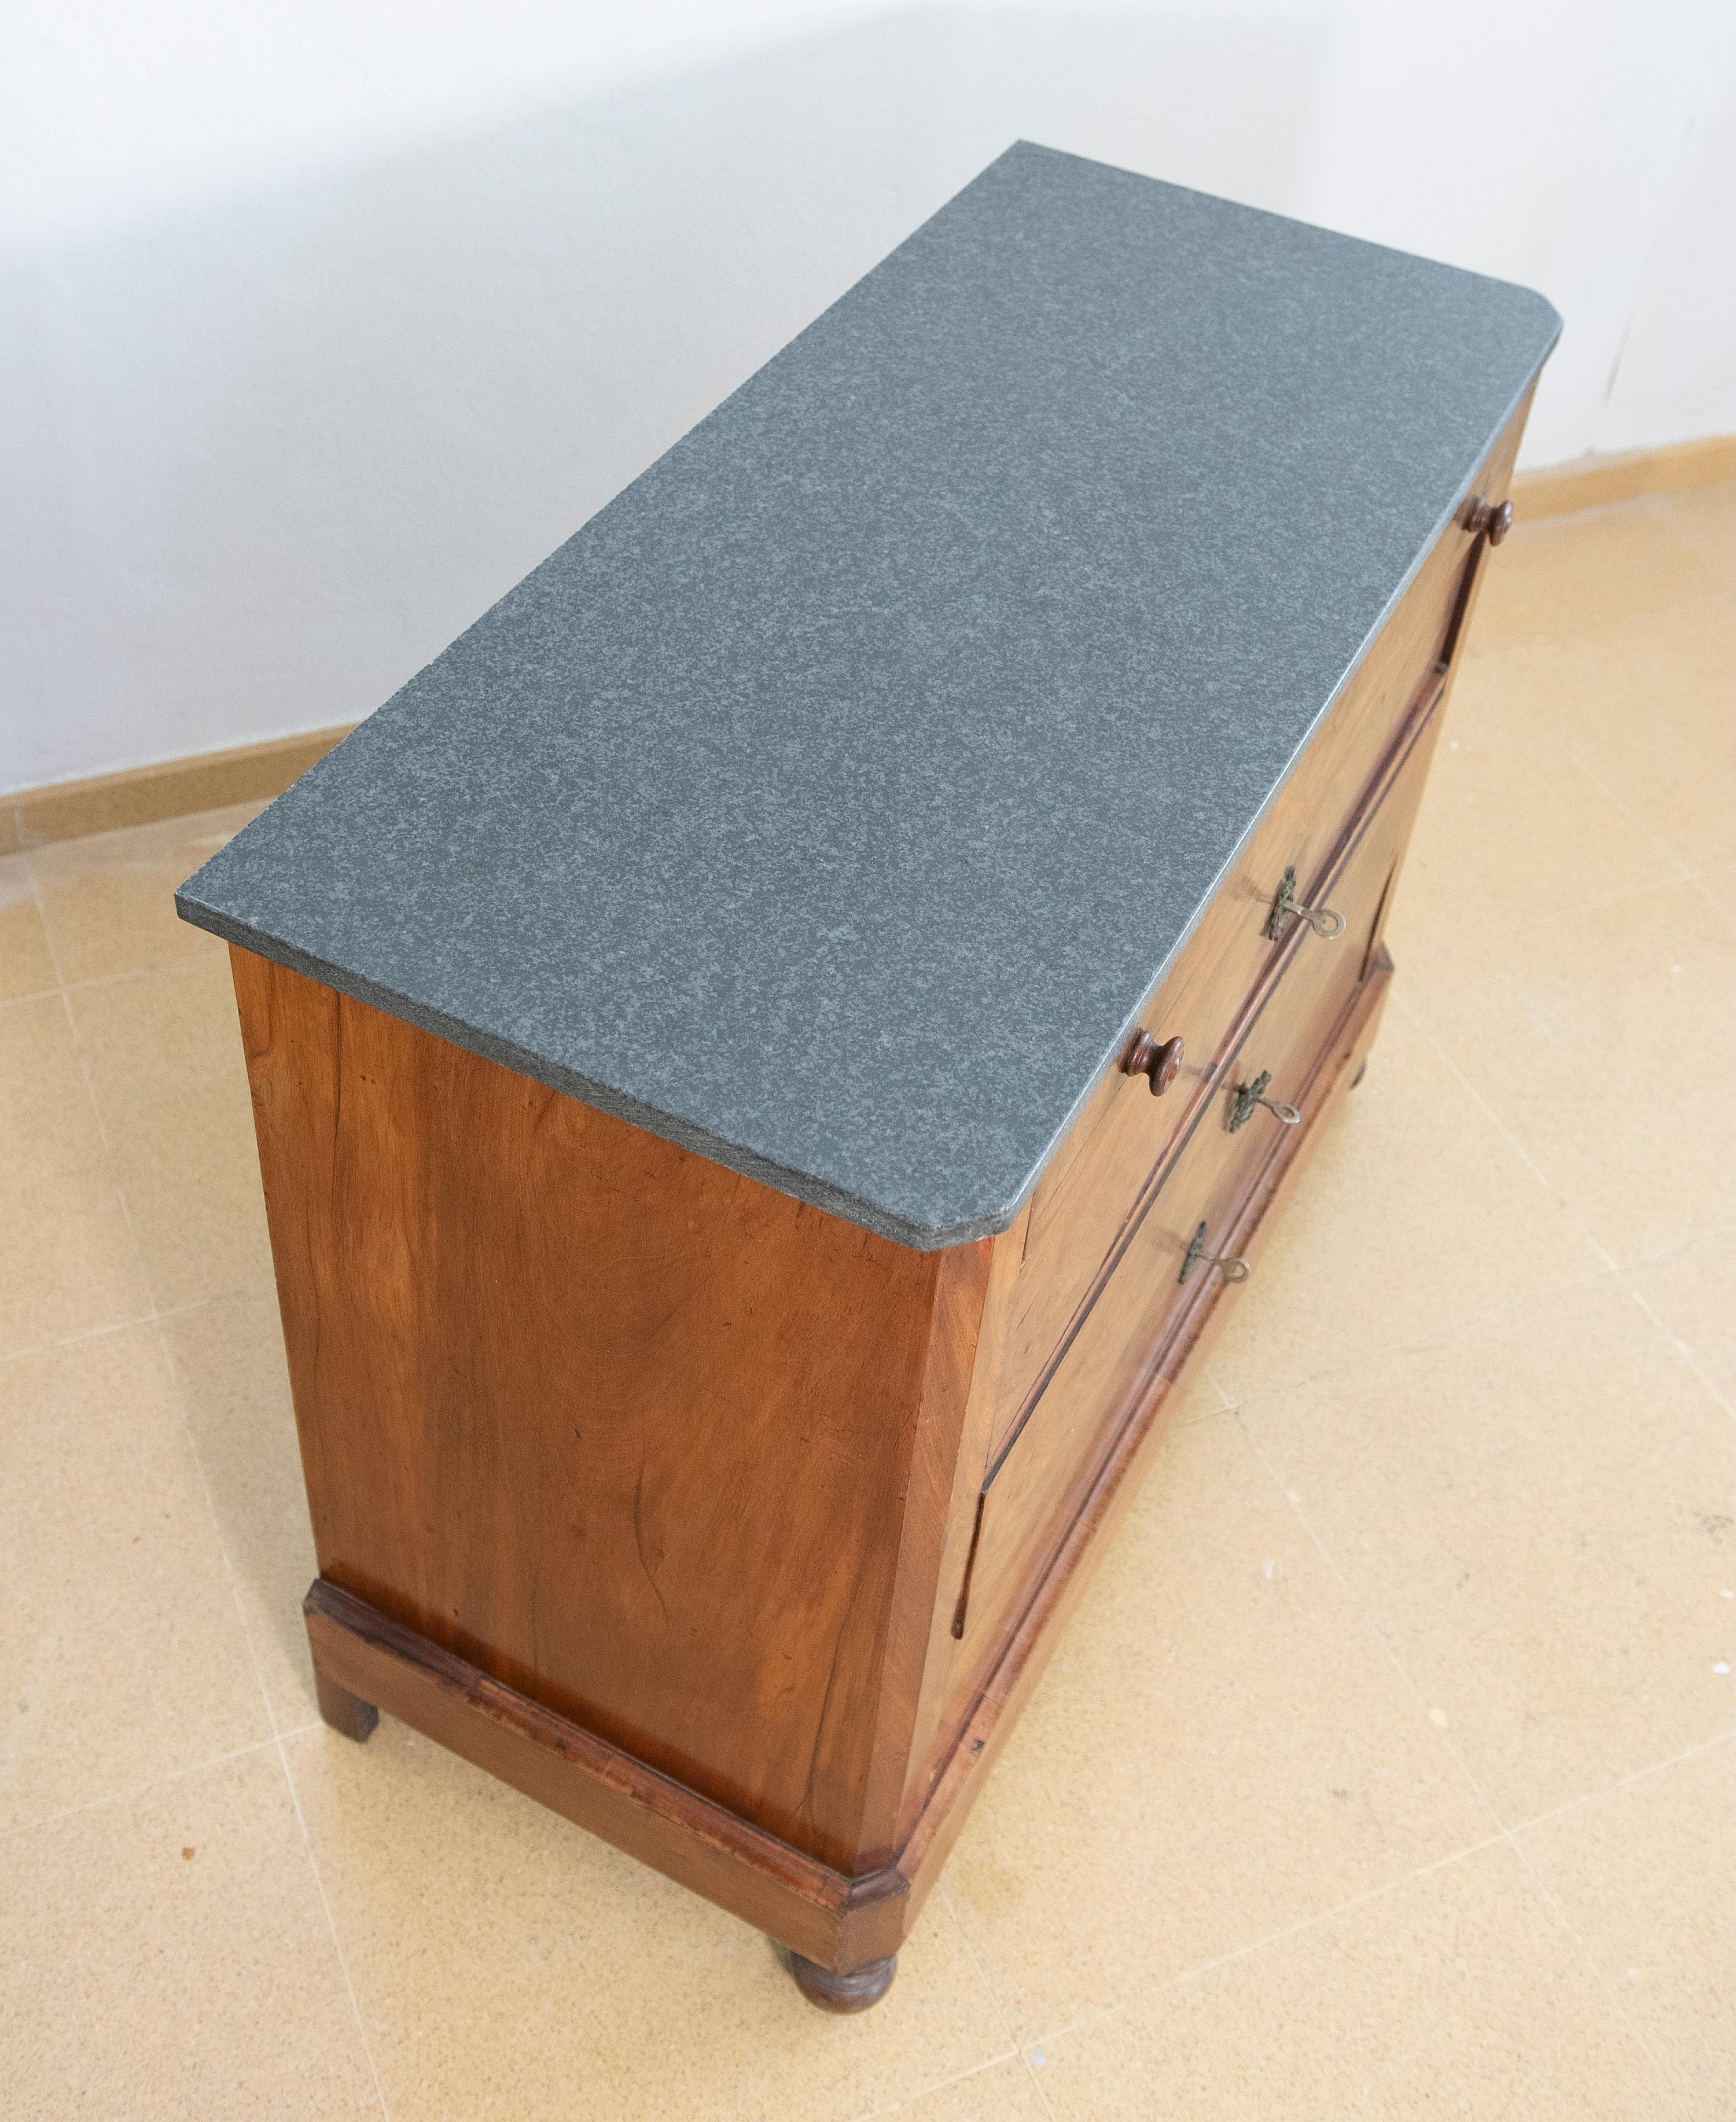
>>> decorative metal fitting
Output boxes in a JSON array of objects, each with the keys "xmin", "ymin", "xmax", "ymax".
[
  {"xmin": 1266, "ymin": 866, "xmax": 1347, "ymax": 942},
  {"xmin": 1179, "ymin": 1220, "xmax": 1251, "ymax": 1286},
  {"xmin": 1227, "ymin": 1069, "xmax": 1303, "ymax": 1132}
]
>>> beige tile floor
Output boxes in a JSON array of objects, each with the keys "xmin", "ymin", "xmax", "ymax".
[{"xmin": 3, "ymin": 484, "xmax": 1733, "ymax": 2119}]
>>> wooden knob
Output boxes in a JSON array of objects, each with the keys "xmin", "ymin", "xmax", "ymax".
[
  {"xmin": 1465, "ymin": 495, "xmax": 1514, "ymax": 545},
  {"xmin": 1122, "ymin": 1030, "xmax": 1184, "ymax": 1095}
]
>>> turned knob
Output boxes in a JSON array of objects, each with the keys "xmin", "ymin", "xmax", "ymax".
[
  {"xmin": 1122, "ymin": 1030, "xmax": 1184, "ymax": 1096},
  {"xmin": 1465, "ymin": 494, "xmax": 1514, "ymax": 545}
]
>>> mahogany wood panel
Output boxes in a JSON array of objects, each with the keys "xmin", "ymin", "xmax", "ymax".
[
  {"xmin": 981, "ymin": 397, "xmax": 1529, "ymax": 1463},
  {"xmin": 235, "ymin": 949, "xmax": 992, "ymax": 1876},
  {"xmin": 896, "ymin": 950, "xmax": 1396, "ymax": 1929},
  {"xmin": 945, "ymin": 694, "xmax": 1446, "ymax": 1698}
]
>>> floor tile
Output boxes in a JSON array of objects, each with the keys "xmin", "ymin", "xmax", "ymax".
[
  {"xmin": 0, "ymin": 1326, "xmax": 271, "ymax": 1833},
  {"xmin": 1206, "ymin": 1003, "xmax": 1606, "ymax": 1403},
  {"xmin": 1562, "ymin": 596, "xmax": 1736, "ymax": 876},
  {"xmin": 1032, "ymin": 1841, "xmax": 1668, "ymax": 2121},
  {"xmin": 1626, "ymin": 1226, "xmax": 1736, "ymax": 1413},
  {"xmin": 1440, "ymin": 589, "xmax": 1736, "ymax": 882},
  {"xmin": 889, "ymin": 2055, "xmax": 1046, "ymax": 2120},
  {"xmin": 1519, "ymin": 1739, "xmax": 1736, "ymax": 2122},
  {"xmin": 2, "ymin": 1746, "xmax": 378, "ymax": 2118},
  {"xmin": 28, "ymin": 801, "xmax": 266, "ymax": 988},
  {"xmin": 0, "ymin": 853, "xmax": 57, "ymax": 1001},
  {"xmin": 1406, "ymin": 657, "xmax": 1688, "ymax": 924},
  {"xmin": 160, "ymin": 1293, "xmax": 319, "ymax": 1733},
  {"xmin": 1656, "ymin": 480, "xmax": 1736, "ymax": 591},
  {"xmin": 1398, "ymin": 878, "xmax": 1736, "ymax": 1267},
  {"xmin": 941, "ymin": 1410, "xmax": 1493, "ymax": 2039},
  {"xmin": 286, "ymin": 1718, "xmax": 1013, "ymax": 2122},
  {"xmin": 1241, "ymin": 1278, "xmax": 1736, "ymax": 1826},
  {"xmin": 1470, "ymin": 498, "xmax": 1722, "ymax": 650},
  {"xmin": 0, "ymin": 993, "xmax": 150, "ymax": 1356},
  {"xmin": 68, "ymin": 955, "xmax": 275, "ymax": 1311}
]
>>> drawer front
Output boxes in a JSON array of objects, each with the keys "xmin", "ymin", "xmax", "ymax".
[
  {"xmin": 953, "ymin": 687, "xmax": 1446, "ymax": 1663},
  {"xmin": 985, "ymin": 501, "xmax": 1479, "ymax": 1457}
]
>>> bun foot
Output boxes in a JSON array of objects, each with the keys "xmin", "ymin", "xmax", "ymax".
[
  {"xmin": 315, "ymin": 1667, "xmax": 379, "ymax": 1743},
  {"xmin": 789, "ymin": 1950, "xmax": 898, "ymax": 2013}
]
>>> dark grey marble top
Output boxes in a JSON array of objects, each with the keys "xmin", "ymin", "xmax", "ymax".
[{"xmin": 178, "ymin": 143, "xmax": 1558, "ymax": 1249}]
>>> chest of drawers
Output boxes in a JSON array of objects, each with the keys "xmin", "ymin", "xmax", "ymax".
[{"xmin": 179, "ymin": 144, "xmax": 1557, "ymax": 2010}]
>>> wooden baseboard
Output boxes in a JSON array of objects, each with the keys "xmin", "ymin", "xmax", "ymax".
[
  {"xmin": 1, "ymin": 723, "xmax": 356, "ymax": 858},
  {"xmin": 1513, "ymin": 432, "xmax": 1736, "ymax": 523}
]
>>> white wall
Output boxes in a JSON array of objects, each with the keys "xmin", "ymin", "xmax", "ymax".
[{"xmin": 5, "ymin": 0, "xmax": 1733, "ymax": 793}]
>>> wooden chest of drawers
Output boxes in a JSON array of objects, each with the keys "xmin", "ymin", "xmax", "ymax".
[{"xmin": 178, "ymin": 146, "xmax": 1557, "ymax": 2010}]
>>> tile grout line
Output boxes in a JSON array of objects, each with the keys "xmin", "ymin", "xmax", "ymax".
[
  {"xmin": 271, "ymin": 1725, "xmax": 396, "ymax": 2120},
  {"xmin": 965, "ymin": 1222, "xmax": 1736, "ymax": 2068},
  {"xmin": 929, "ymin": 1882, "xmax": 1058, "ymax": 2119},
  {"xmin": 1229, "ymin": 1402, "xmax": 1712, "ymax": 2119},
  {"xmin": 1233, "ymin": 1385, "xmax": 1736, "ymax": 1841},
  {"xmin": 1503, "ymin": 1833, "xmax": 1699, "ymax": 2121},
  {"xmin": 41, "ymin": 879, "xmax": 288, "ymax": 1758},
  {"xmin": 1232, "ymin": 1406, "xmax": 1513, "ymax": 1839},
  {"xmin": 24, "ymin": 867, "xmax": 393, "ymax": 2112},
  {"xmin": 0, "ymin": 1726, "xmax": 321, "ymax": 1845},
  {"xmin": 1388, "ymin": 989, "xmax": 1623, "ymax": 1271},
  {"xmin": 1017, "ymin": 1825, "xmax": 1520, "ymax": 2061},
  {"xmin": 1562, "ymin": 746, "xmax": 1704, "ymax": 886},
  {"xmin": 1016, "ymin": 1720, "xmax": 1736, "ymax": 2077},
  {"xmin": 0, "ymin": 942, "xmax": 226, "ymax": 1017},
  {"xmin": 1213, "ymin": 1246, "xmax": 1618, "ymax": 1419},
  {"xmin": 1621, "ymin": 1278, "xmax": 1736, "ymax": 1426},
  {"xmin": 848, "ymin": 2041, "xmax": 1027, "ymax": 2121},
  {"xmin": 141, "ymin": 1232, "xmax": 396, "ymax": 2112},
  {"xmin": 0, "ymin": 1290, "xmax": 264, "ymax": 1367},
  {"xmin": 1237, "ymin": 1373, "xmax": 1722, "ymax": 2114},
  {"xmin": 144, "ymin": 1300, "xmax": 399, "ymax": 2109}
]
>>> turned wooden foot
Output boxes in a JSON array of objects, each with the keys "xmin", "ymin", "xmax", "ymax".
[
  {"xmin": 315, "ymin": 1666, "xmax": 379, "ymax": 1742},
  {"xmin": 788, "ymin": 1951, "xmax": 898, "ymax": 2013}
]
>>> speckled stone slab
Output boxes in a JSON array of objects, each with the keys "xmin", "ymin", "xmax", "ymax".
[{"xmin": 178, "ymin": 142, "xmax": 1559, "ymax": 1248}]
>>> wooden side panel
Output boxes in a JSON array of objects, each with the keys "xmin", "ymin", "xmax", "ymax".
[{"xmin": 234, "ymin": 953, "xmax": 985, "ymax": 1875}]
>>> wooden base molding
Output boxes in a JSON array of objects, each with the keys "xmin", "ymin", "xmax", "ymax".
[
  {"xmin": 1513, "ymin": 431, "xmax": 1736, "ymax": 522},
  {"xmin": 304, "ymin": 1576, "xmax": 913, "ymax": 1972},
  {"xmin": 1, "ymin": 722, "xmax": 355, "ymax": 857}
]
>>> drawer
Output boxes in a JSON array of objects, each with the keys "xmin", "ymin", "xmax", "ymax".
[
  {"xmin": 952, "ymin": 686, "xmax": 1446, "ymax": 1661},
  {"xmin": 984, "ymin": 497, "xmax": 1483, "ymax": 1457}
]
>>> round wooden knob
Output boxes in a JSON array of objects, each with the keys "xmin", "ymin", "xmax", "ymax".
[
  {"xmin": 1465, "ymin": 494, "xmax": 1514, "ymax": 545},
  {"xmin": 1123, "ymin": 1030, "xmax": 1184, "ymax": 1096}
]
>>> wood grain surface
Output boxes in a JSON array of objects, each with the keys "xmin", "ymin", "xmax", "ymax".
[{"xmin": 236, "ymin": 950, "xmax": 991, "ymax": 1875}]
